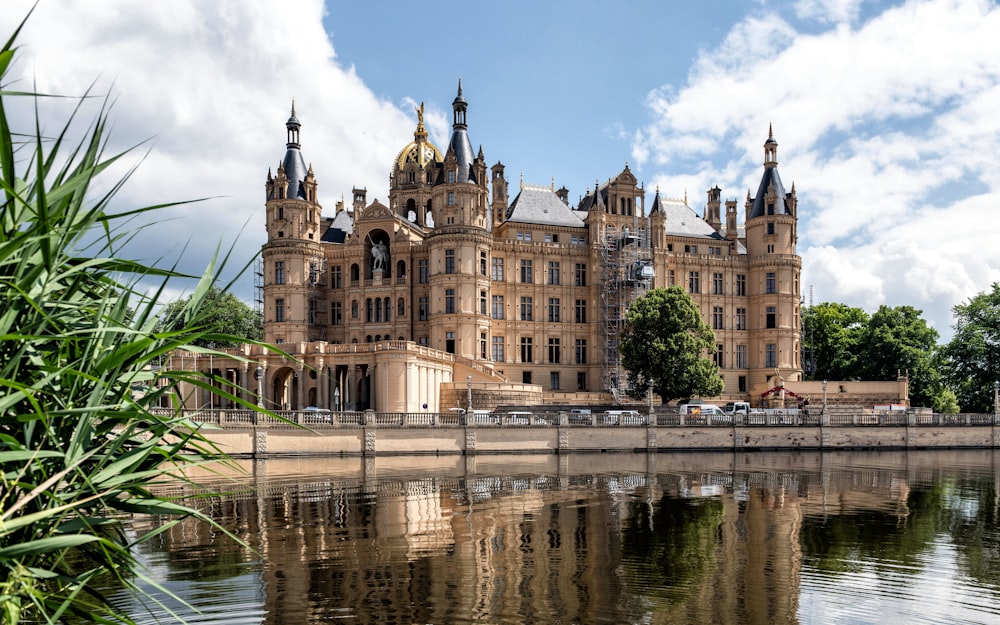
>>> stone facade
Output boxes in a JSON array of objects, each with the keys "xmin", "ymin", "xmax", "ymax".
[{"xmin": 229, "ymin": 85, "xmax": 803, "ymax": 413}]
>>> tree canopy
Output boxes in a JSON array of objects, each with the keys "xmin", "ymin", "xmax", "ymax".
[
  {"xmin": 620, "ymin": 286, "xmax": 723, "ymax": 403},
  {"xmin": 940, "ymin": 283, "xmax": 1000, "ymax": 412},
  {"xmin": 156, "ymin": 286, "xmax": 261, "ymax": 348},
  {"xmin": 802, "ymin": 302, "xmax": 868, "ymax": 380},
  {"xmin": 803, "ymin": 302, "xmax": 946, "ymax": 409}
]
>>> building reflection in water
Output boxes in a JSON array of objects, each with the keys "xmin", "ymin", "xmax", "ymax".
[{"xmin": 132, "ymin": 451, "xmax": 999, "ymax": 625}]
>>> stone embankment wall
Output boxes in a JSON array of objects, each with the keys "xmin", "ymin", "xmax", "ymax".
[{"xmin": 198, "ymin": 420, "xmax": 1000, "ymax": 457}]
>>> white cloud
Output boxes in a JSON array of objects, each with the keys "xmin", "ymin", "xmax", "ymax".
[
  {"xmin": 634, "ymin": 0, "xmax": 1000, "ymax": 340},
  {"xmin": 2, "ymin": 0, "xmax": 413, "ymax": 301}
]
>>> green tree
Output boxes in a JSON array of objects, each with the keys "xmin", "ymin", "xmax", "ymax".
[
  {"xmin": 620, "ymin": 286, "xmax": 723, "ymax": 403},
  {"xmin": 939, "ymin": 283, "xmax": 1000, "ymax": 412},
  {"xmin": 801, "ymin": 302, "xmax": 867, "ymax": 381},
  {"xmin": 156, "ymin": 286, "xmax": 261, "ymax": 348},
  {"xmin": 0, "ymin": 15, "xmax": 265, "ymax": 624},
  {"xmin": 855, "ymin": 305, "xmax": 941, "ymax": 408}
]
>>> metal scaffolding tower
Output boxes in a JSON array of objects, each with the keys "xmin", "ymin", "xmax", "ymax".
[
  {"xmin": 601, "ymin": 218, "xmax": 653, "ymax": 402},
  {"xmin": 253, "ymin": 256, "xmax": 264, "ymax": 337}
]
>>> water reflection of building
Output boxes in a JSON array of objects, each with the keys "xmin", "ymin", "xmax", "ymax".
[{"xmin": 145, "ymin": 459, "xmax": 914, "ymax": 624}]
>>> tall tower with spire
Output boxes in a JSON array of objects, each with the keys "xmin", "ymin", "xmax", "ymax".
[
  {"xmin": 424, "ymin": 81, "xmax": 493, "ymax": 360},
  {"xmin": 262, "ymin": 103, "xmax": 326, "ymax": 346},
  {"xmin": 743, "ymin": 125, "xmax": 802, "ymax": 389}
]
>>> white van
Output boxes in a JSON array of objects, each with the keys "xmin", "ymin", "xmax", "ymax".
[
  {"xmin": 602, "ymin": 410, "xmax": 645, "ymax": 425},
  {"xmin": 679, "ymin": 403, "xmax": 728, "ymax": 422}
]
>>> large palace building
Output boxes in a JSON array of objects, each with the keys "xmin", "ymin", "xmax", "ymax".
[{"xmin": 216, "ymin": 83, "xmax": 801, "ymax": 413}]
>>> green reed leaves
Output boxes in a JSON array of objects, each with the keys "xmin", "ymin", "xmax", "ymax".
[{"xmin": 0, "ymin": 9, "xmax": 260, "ymax": 624}]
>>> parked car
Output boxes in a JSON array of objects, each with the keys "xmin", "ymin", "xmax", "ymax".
[
  {"xmin": 602, "ymin": 410, "xmax": 645, "ymax": 425},
  {"xmin": 302, "ymin": 406, "xmax": 332, "ymax": 422}
]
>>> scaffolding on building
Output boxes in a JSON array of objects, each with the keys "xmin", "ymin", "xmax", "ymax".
[{"xmin": 600, "ymin": 218, "xmax": 653, "ymax": 402}]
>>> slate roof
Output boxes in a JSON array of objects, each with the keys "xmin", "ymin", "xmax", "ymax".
[
  {"xmin": 505, "ymin": 185, "xmax": 586, "ymax": 228},
  {"xmin": 320, "ymin": 209, "xmax": 354, "ymax": 243},
  {"xmin": 653, "ymin": 194, "xmax": 726, "ymax": 240},
  {"xmin": 748, "ymin": 167, "xmax": 791, "ymax": 218}
]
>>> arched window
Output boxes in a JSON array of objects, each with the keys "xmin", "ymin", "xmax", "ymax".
[
  {"xmin": 397, "ymin": 259, "xmax": 406, "ymax": 281},
  {"xmin": 350, "ymin": 264, "xmax": 360, "ymax": 282},
  {"xmin": 351, "ymin": 300, "xmax": 358, "ymax": 319},
  {"xmin": 398, "ymin": 297, "xmax": 405, "ymax": 318},
  {"xmin": 366, "ymin": 335, "xmax": 373, "ymax": 343},
  {"xmin": 366, "ymin": 298, "xmax": 374, "ymax": 323},
  {"xmin": 406, "ymin": 198, "xmax": 417, "ymax": 222},
  {"xmin": 383, "ymin": 297, "xmax": 391, "ymax": 322}
]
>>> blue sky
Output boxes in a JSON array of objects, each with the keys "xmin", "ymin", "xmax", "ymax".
[{"xmin": 4, "ymin": 0, "xmax": 999, "ymax": 341}]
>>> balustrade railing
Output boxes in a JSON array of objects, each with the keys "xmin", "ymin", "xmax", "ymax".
[{"xmin": 151, "ymin": 408, "xmax": 998, "ymax": 429}]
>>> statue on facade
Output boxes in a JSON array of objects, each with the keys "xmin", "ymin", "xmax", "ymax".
[{"xmin": 371, "ymin": 241, "xmax": 388, "ymax": 272}]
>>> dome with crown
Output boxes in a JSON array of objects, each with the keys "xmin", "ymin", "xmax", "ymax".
[{"xmin": 394, "ymin": 101, "xmax": 443, "ymax": 171}]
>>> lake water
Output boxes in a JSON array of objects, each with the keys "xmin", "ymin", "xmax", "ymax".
[{"xmin": 113, "ymin": 450, "xmax": 1000, "ymax": 624}]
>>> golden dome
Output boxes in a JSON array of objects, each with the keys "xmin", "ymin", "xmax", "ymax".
[{"xmin": 395, "ymin": 101, "xmax": 443, "ymax": 171}]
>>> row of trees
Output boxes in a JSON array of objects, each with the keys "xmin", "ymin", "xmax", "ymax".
[
  {"xmin": 803, "ymin": 285, "xmax": 1000, "ymax": 413},
  {"xmin": 618, "ymin": 284, "xmax": 1000, "ymax": 413}
]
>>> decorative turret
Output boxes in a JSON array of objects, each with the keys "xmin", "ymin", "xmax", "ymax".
[
  {"xmin": 491, "ymin": 162, "xmax": 508, "ymax": 227},
  {"xmin": 706, "ymin": 185, "xmax": 722, "ymax": 231}
]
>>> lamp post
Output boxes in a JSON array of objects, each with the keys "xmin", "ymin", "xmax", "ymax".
[
  {"xmin": 993, "ymin": 380, "xmax": 998, "ymax": 425},
  {"xmin": 255, "ymin": 365, "xmax": 264, "ymax": 408},
  {"xmin": 822, "ymin": 379, "xmax": 828, "ymax": 425}
]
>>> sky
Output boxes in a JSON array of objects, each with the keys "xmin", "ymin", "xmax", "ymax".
[{"xmin": 3, "ymin": 0, "xmax": 999, "ymax": 342}]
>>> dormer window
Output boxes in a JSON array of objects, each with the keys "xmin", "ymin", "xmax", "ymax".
[{"xmin": 448, "ymin": 170, "xmax": 456, "ymax": 184}]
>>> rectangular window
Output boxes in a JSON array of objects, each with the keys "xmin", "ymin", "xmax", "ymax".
[
  {"xmin": 275, "ymin": 298, "xmax": 285, "ymax": 322},
  {"xmin": 491, "ymin": 295, "xmax": 504, "ymax": 320},
  {"xmin": 765, "ymin": 343, "xmax": 777, "ymax": 368},
  {"xmin": 419, "ymin": 297, "xmax": 429, "ymax": 321},
  {"xmin": 736, "ymin": 344, "xmax": 747, "ymax": 369},
  {"xmin": 480, "ymin": 251, "xmax": 488, "ymax": 276},
  {"xmin": 713, "ymin": 344, "xmax": 724, "ymax": 368},
  {"xmin": 418, "ymin": 259, "xmax": 429, "ymax": 283},
  {"xmin": 418, "ymin": 336, "xmax": 429, "ymax": 347},
  {"xmin": 736, "ymin": 274, "xmax": 746, "ymax": 296},
  {"xmin": 713, "ymin": 272, "xmax": 723, "ymax": 295},
  {"xmin": 308, "ymin": 261, "xmax": 318, "ymax": 286},
  {"xmin": 575, "ymin": 263, "xmax": 587, "ymax": 286},
  {"xmin": 445, "ymin": 249, "xmax": 455, "ymax": 274},
  {"xmin": 520, "ymin": 337, "xmax": 533, "ymax": 363},
  {"xmin": 445, "ymin": 289, "xmax": 455, "ymax": 314},
  {"xmin": 766, "ymin": 272, "xmax": 776, "ymax": 294},
  {"xmin": 577, "ymin": 371, "xmax": 587, "ymax": 390},
  {"xmin": 668, "ymin": 269, "xmax": 675, "ymax": 287},
  {"xmin": 575, "ymin": 299, "xmax": 587, "ymax": 323},
  {"xmin": 736, "ymin": 307, "xmax": 747, "ymax": 330},
  {"xmin": 520, "ymin": 296, "xmax": 533, "ymax": 321},
  {"xmin": 480, "ymin": 332, "xmax": 487, "ymax": 359},
  {"xmin": 688, "ymin": 271, "xmax": 700, "ymax": 294},
  {"xmin": 575, "ymin": 339, "xmax": 587, "ymax": 364},
  {"xmin": 491, "ymin": 257, "xmax": 504, "ymax": 281},
  {"xmin": 548, "ymin": 298, "xmax": 560, "ymax": 323},
  {"xmin": 331, "ymin": 301, "xmax": 342, "ymax": 325},
  {"xmin": 447, "ymin": 191, "xmax": 455, "ymax": 205},
  {"xmin": 766, "ymin": 306, "xmax": 776, "ymax": 328},
  {"xmin": 550, "ymin": 372, "xmax": 560, "ymax": 390},
  {"xmin": 491, "ymin": 336, "xmax": 505, "ymax": 362},
  {"xmin": 523, "ymin": 371, "xmax": 532, "ymax": 384},
  {"xmin": 738, "ymin": 375, "xmax": 747, "ymax": 392},
  {"xmin": 330, "ymin": 265, "xmax": 341, "ymax": 288},
  {"xmin": 309, "ymin": 298, "xmax": 317, "ymax": 324},
  {"xmin": 712, "ymin": 306, "xmax": 724, "ymax": 330},
  {"xmin": 351, "ymin": 300, "xmax": 358, "ymax": 319},
  {"xmin": 480, "ymin": 290, "xmax": 487, "ymax": 316},
  {"xmin": 517, "ymin": 231, "xmax": 532, "ymax": 241},
  {"xmin": 548, "ymin": 338, "xmax": 561, "ymax": 364},
  {"xmin": 275, "ymin": 261, "xmax": 285, "ymax": 285},
  {"xmin": 520, "ymin": 259, "xmax": 533, "ymax": 283},
  {"xmin": 548, "ymin": 261, "xmax": 560, "ymax": 285}
]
